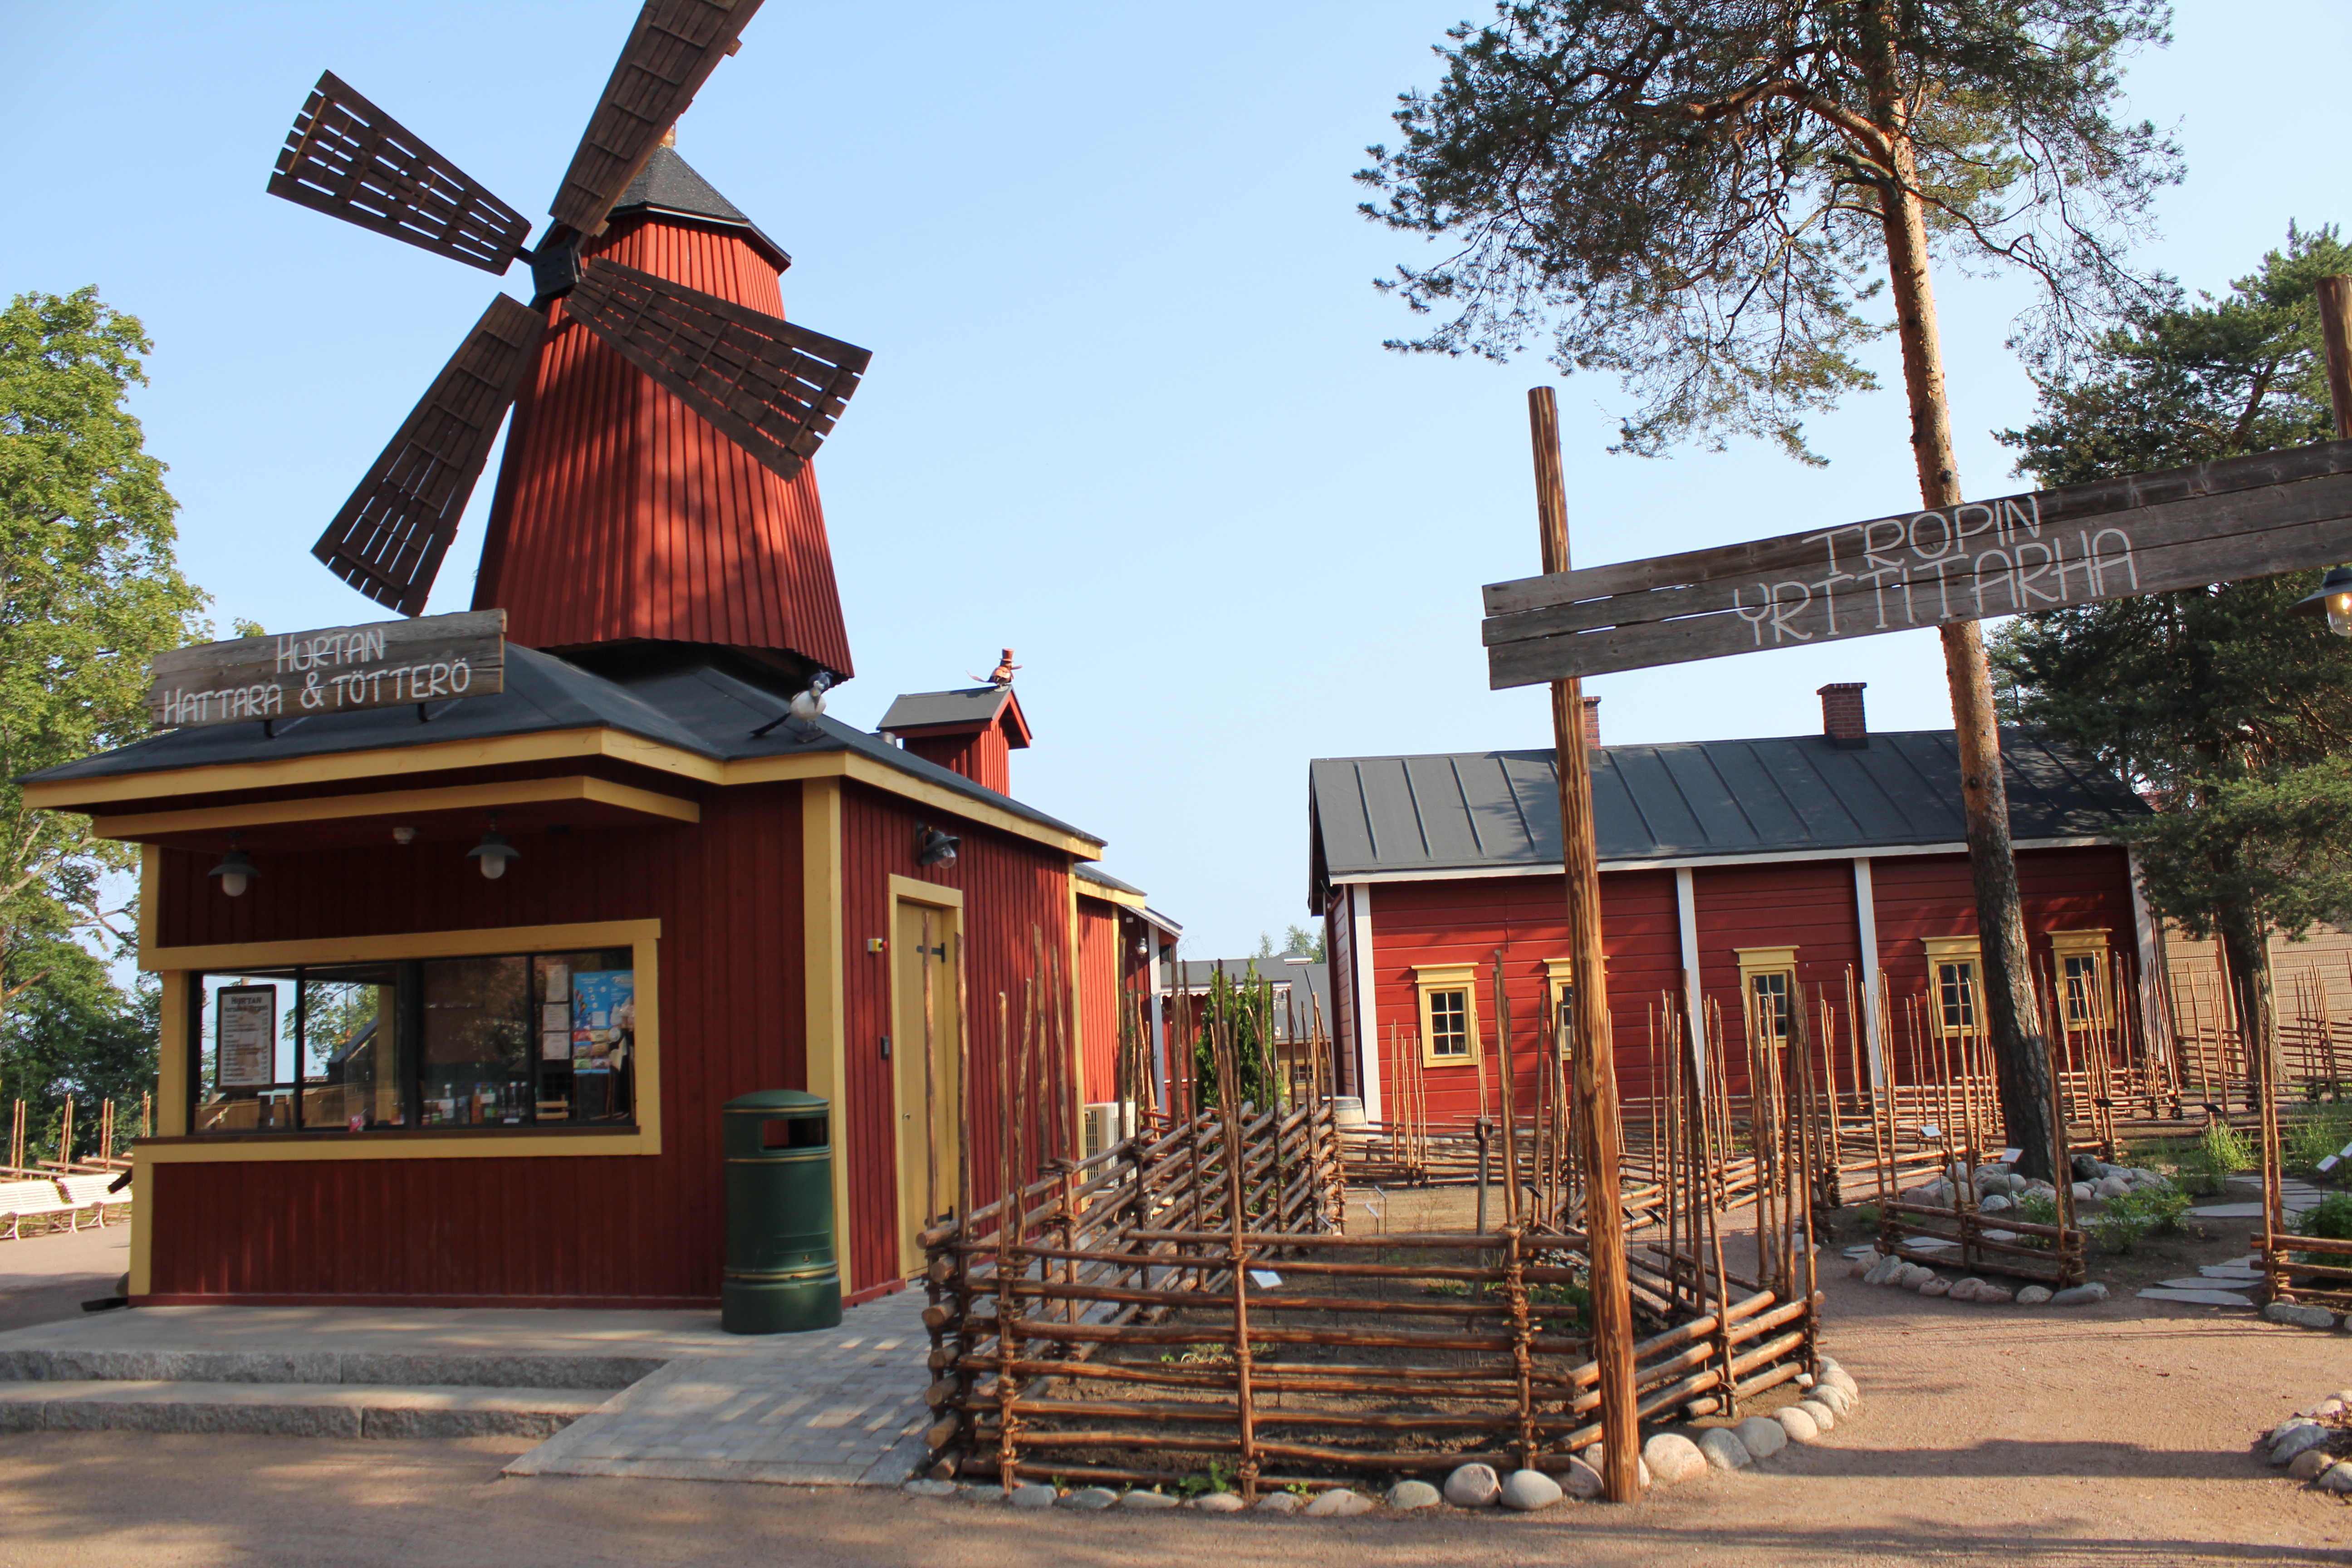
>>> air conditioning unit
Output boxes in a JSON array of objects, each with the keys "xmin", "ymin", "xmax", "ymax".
[{"xmin": 1081, "ymin": 1100, "xmax": 1138, "ymax": 1160}]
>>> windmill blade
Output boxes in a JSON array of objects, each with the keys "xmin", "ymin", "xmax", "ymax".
[
  {"xmin": 549, "ymin": 0, "xmax": 764, "ymax": 236},
  {"xmin": 269, "ymin": 71, "xmax": 532, "ymax": 275},
  {"xmin": 565, "ymin": 257, "xmax": 869, "ymax": 483},
  {"xmin": 313, "ymin": 295, "xmax": 548, "ymax": 615}
]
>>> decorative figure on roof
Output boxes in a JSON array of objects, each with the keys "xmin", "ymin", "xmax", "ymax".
[{"xmin": 987, "ymin": 649, "xmax": 1019, "ymax": 688}]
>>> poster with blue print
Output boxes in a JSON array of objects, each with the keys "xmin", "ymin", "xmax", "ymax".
[{"xmin": 571, "ymin": 970, "xmax": 635, "ymax": 1064}]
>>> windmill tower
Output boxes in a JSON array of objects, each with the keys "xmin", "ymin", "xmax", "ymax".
[{"xmin": 268, "ymin": 0, "xmax": 864, "ymax": 691}]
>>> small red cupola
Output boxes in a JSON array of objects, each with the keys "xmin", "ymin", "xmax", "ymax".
[
  {"xmin": 472, "ymin": 145, "xmax": 854, "ymax": 683},
  {"xmin": 880, "ymin": 685, "xmax": 1033, "ymax": 797}
]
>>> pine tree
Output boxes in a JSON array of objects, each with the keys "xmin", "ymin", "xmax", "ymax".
[
  {"xmin": 1357, "ymin": 0, "xmax": 2180, "ymax": 1177},
  {"xmin": 1992, "ymin": 226, "xmax": 2352, "ymax": 1093}
]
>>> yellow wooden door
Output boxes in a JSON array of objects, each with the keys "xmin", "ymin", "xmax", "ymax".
[{"xmin": 893, "ymin": 901, "xmax": 962, "ymax": 1275}]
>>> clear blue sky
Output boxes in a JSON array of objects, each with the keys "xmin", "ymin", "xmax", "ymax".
[{"xmin": 4, "ymin": 1, "xmax": 2345, "ymax": 960}]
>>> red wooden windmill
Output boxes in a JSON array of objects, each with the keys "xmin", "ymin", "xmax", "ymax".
[{"xmin": 269, "ymin": 0, "xmax": 859, "ymax": 684}]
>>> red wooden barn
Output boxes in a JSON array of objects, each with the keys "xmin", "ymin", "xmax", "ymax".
[
  {"xmin": 1310, "ymin": 686, "xmax": 2158, "ymax": 1125},
  {"xmin": 26, "ymin": 147, "xmax": 1164, "ymax": 1308}
]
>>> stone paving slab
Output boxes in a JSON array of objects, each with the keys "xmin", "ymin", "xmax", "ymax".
[
  {"xmin": 0, "ymin": 1379, "xmax": 608, "ymax": 1438},
  {"xmin": 504, "ymin": 1287, "xmax": 931, "ymax": 1487},
  {"xmin": 2190, "ymin": 1200, "xmax": 2319, "ymax": 1218},
  {"xmin": 2137, "ymin": 1287, "xmax": 2257, "ymax": 1307}
]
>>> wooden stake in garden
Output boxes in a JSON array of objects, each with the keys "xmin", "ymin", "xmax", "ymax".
[{"xmin": 1527, "ymin": 386, "xmax": 1639, "ymax": 1501}]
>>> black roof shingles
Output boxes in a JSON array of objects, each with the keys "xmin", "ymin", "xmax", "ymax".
[
  {"xmin": 27, "ymin": 644, "xmax": 1101, "ymax": 848},
  {"xmin": 1310, "ymin": 729, "xmax": 2146, "ymax": 905}
]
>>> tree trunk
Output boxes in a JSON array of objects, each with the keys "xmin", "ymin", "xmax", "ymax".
[
  {"xmin": 1870, "ymin": 98, "xmax": 2061, "ymax": 1180},
  {"xmin": 2215, "ymin": 905, "xmax": 2278, "ymax": 1109}
]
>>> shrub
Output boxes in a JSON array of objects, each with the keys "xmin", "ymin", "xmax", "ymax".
[
  {"xmin": 2091, "ymin": 1195, "xmax": 2154, "ymax": 1253},
  {"xmin": 2288, "ymin": 1102, "xmax": 2352, "ymax": 1174},
  {"xmin": 2140, "ymin": 1182, "xmax": 2192, "ymax": 1234},
  {"xmin": 2295, "ymin": 1192, "xmax": 2352, "ymax": 1243},
  {"xmin": 2090, "ymin": 1185, "xmax": 2188, "ymax": 1253},
  {"xmin": 2176, "ymin": 1121, "xmax": 2253, "ymax": 1195},
  {"xmin": 2010, "ymin": 1188, "xmax": 2060, "ymax": 1249}
]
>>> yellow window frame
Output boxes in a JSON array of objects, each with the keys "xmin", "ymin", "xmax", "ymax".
[
  {"xmin": 2049, "ymin": 929, "xmax": 2112, "ymax": 1027},
  {"xmin": 1735, "ymin": 946, "xmax": 1799, "ymax": 1044},
  {"xmin": 1413, "ymin": 963, "xmax": 1480, "ymax": 1068},
  {"xmin": 1922, "ymin": 936, "xmax": 1983, "ymax": 1038}
]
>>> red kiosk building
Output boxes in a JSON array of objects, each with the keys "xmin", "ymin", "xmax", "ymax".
[{"xmin": 27, "ymin": 147, "xmax": 1157, "ymax": 1308}]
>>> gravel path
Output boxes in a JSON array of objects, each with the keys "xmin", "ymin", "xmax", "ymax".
[{"xmin": 4, "ymin": 1254, "xmax": 2349, "ymax": 1566}]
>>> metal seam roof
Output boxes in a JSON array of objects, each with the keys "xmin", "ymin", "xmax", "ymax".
[{"xmin": 1308, "ymin": 728, "xmax": 2147, "ymax": 905}]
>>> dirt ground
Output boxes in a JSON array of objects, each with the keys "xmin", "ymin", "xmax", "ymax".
[{"xmin": 5, "ymin": 1202, "xmax": 2352, "ymax": 1566}]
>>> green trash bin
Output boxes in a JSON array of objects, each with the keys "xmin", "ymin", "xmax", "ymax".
[{"xmin": 720, "ymin": 1089, "xmax": 843, "ymax": 1333}]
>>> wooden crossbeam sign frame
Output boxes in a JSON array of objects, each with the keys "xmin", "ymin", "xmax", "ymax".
[{"xmin": 1482, "ymin": 439, "xmax": 2352, "ymax": 687}]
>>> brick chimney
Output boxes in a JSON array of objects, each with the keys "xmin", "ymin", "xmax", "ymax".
[
  {"xmin": 1582, "ymin": 696, "xmax": 1602, "ymax": 748},
  {"xmin": 1818, "ymin": 682, "xmax": 1868, "ymax": 749}
]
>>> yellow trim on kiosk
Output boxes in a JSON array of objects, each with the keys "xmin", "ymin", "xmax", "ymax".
[
  {"xmin": 35, "ymin": 737, "xmax": 1101, "ymax": 859},
  {"xmin": 802, "ymin": 778, "xmax": 853, "ymax": 1290},
  {"xmin": 142, "ymin": 919, "xmax": 661, "ymax": 1164},
  {"xmin": 93, "ymin": 776, "xmax": 700, "ymax": 840}
]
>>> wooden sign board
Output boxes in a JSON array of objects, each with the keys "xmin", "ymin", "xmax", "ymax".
[
  {"xmin": 1481, "ymin": 440, "xmax": 2352, "ymax": 688},
  {"xmin": 147, "ymin": 609, "xmax": 505, "ymax": 728}
]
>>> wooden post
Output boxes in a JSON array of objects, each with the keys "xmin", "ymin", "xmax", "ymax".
[
  {"xmin": 1527, "ymin": 387, "xmax": 1639, "ymax": 1502},
  {"xmin": 1494, "ymin": 951, "xmax": 1522, "ymax": 1227},
  {"xmin": 2317, "ymin": 277, "xmax": 2352, "ymax": 441}
]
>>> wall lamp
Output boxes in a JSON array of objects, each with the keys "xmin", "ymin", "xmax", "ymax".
[
  {"xmin": 466, "ymin": 813, "xmax": 522, "ymax": 880},
  {"xmin": 2293, "ymin": 566, "xmax": 2352, "ymax": 637},
  {"xmin": 209, "ymin": 833, "xmax": 258, "ymax": 898},
  {"xmin": 917, "ymin": 823, "xmax": 960, "ymax": 867}
]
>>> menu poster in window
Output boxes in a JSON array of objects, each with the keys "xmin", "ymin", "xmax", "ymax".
[
  {"xmin": 217, "ymin": 985, "xmax": 277, "ymax": 1088},
  {"xmin": 572, "ymin": 970, "xmax": 634, "ymax": 1066}
]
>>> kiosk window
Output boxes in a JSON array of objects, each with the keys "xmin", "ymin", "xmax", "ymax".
[{"xmin": 191, "ymin": 946, "xmax": 635, "ymax": 1135}]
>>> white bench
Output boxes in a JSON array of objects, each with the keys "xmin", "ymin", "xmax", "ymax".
[
  {"xmin": 0, "ymin": 1179, "xmax": 78, "ymax": 1240},
  {"xmin": 54, "ymin": 1173, "xmax": 132, "ymax": 1230}
]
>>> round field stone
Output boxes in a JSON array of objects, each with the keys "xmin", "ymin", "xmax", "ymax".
[
  {"xmin": 1558, "ymin": 1457, "xmax": 1603, "ymax": 1499},
  {"xmin": 1917, "ymin": 1277, "xmax": 1951, "ymax": 1297},
  {"xmin": 1444, "ymin": 1462, "xmax": 1501, "ymax": 1507},
  {"xmin": 1821, "ymin": 1367, "xmax": 1860, "ymax": 1403},
  {"xmin": 1696, "ymin": 1428, "xmax": 1750, "ymax": 1470},
  {"xmin": 1811, "ymin": 1383, "xmax": 1852, "ymax": 1418},
  {"xmin": 1775, "ymin": 1405, "xmax": 1821, "ymax": 1444},
  {"xmin": 1499, "ymin": 1470, "xmax": 1563, "ymax": 1511},
  {"xmin": 1305, "ymin": 1489, "xmax": 1372, "ymax": 1517},
  {"xmin": 1795, "ymin": 1399, "xmax": 1835, "ymax": 1432},
  {"xmin": 1387, "ymin": 1480, "xmax": 1442, "ymax": 1510},
  {"xmin": 1008, "ymin": 1484, "xmax": 1059, "ymax": 1508},
  {"xmin": 1255, "ymin": 1491, "xmax": 1302, "ymax": 1514},
  {"xmin": 903, "ymin": 1479, "xmax": 957, "ymax": 1498},
  {"xmin": 1974, "ymin": 1284, "xmax": 2016, "ymax": 1303},
  {"xmin": 1899, "ymin": 1264, "xmax": 1938, "ymax": 1289},
  {"xmin": 1734, "ymin": 1416, "xmax": 1788, "ymax": 1460},
  {"xmin": 2323, "ymin": 1462, "xmax": 2352, "ymax": 1495},
  {"xmin": 1120, "ymin": 1490, "xmax": 1180, "ymax": 1509},
  {"xmin": 2265, "ymin": 1301, "xmax": 2338, "ymax": 1330},
  {"xmin": 2016, "ymin": 1285, "xmax": 2053, "ymax": 1305},
  {"xmin": 1062, "ymin": 1488, "xmax": 1118, "ymax": 1510},
  {"xmin": 1948, "ymin": 1277, "xmax": 1984, "ymax": 1301},
  {"xmin": 2272, "ymin": 1424, "xmax": 2332, "ymax": 1465},
  {"xmin": 2049, "ymin": 1283, "xmax": 2108, "ymax": 1306},
  {"xmin": 2288, "ymin": 1448, "xmax": 2336, "ymax": 1481},
  {"xmin": 1642, "ymin": 1432, "xmax": 1706, "ymax": 1485},
  {"xmin": 1190, "ymin": 1492, "xmax": 1247, "ymax": 1512}
]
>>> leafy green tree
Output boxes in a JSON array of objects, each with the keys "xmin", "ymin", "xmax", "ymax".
[
  {"xmin": 2, "ymin": 935, "xmax": 161, "ymax": 1161},
  {"xmin": 0, "ymin": 287, "xmax": 207, "ymax": 995},
  {"xmin": 1992, "ymin": 226, "xmax": 2352, "ymax": 1089},
  {"xmin": 1357, "ymin": 0, "xmax": 2179, "ymax": 1177},
  {"xmin": 1282, "ymin": 923, "xmax": 1328, "ymax": 963}
]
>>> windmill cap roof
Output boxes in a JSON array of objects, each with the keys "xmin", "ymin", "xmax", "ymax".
[{"xmin": 608, "ymin": 145, "xmax": 791, "ymax": 272}]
